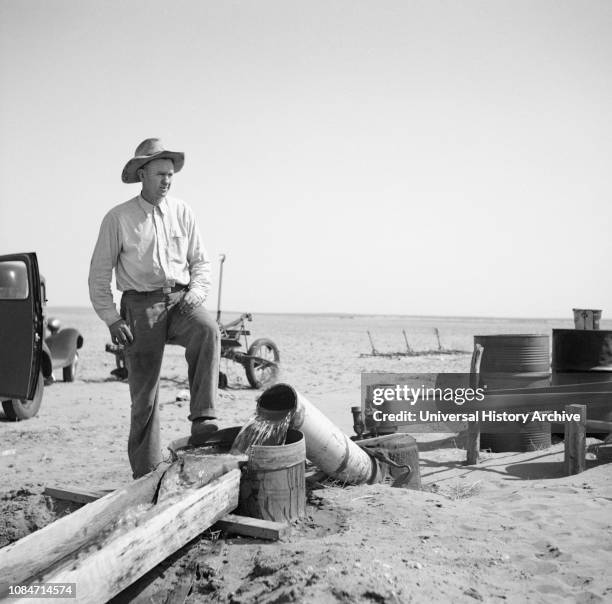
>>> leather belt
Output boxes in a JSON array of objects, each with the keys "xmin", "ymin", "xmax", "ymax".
[{"xmin": 123, "ymin": 284, "xmax": 187, "ymax": 295}]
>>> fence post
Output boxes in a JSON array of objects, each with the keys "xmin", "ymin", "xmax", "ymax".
[
  {"xmin": 466, "ymin": 344, "xmax": 484, "ymax": 465},
  {"xmin": 564, "ymin": 404, "xmax": 586, "ymax": 475}
]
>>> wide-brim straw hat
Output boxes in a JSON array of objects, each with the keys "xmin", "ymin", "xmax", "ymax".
[{"xmin": 121, "ymin": 138, "xmax": 185, "ymax": 183}]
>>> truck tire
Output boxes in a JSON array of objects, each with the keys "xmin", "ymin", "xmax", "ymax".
[{"xmin": 2, "ymin": 369, "xmax": 44, "ymax": 420}]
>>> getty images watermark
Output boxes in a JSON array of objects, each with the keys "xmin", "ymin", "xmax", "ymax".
[{"xmin": 361, "ymin": 373, "xmax": 583, "ymax": 432}]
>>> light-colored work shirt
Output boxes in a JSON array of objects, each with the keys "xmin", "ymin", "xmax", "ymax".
[{"xmin": 88, "ymin": 195, "xmax": 212, "ymax": 326}]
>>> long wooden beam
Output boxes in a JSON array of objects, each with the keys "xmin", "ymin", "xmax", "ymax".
[
  {"xmin": 12, "ymin": 470, "xmax": 241, "ymax": 604},
  {"xmin": 479, "ymin": 391, "xmax": 612, "ymax": 412},
  {"xmin": 0, "ymin": 464, "xmax": 169, "ymax": 592},
  {"xmin": 44, "ymin": 484, "xmax": 292, "ymax": 541},
  {"xmin": 41, "ymin": 486, "xmax": 289, "ymax": 540},
  {"xmin": 586, "ymin": 419, "xmax": 612, "ymax": 432},
  {"xmin": 487, "ymin": 381, "xmax": 612, "ymax": 395},
  {"xmin": 399, "ymin": 390, "xmax": 612, "ymax": 415}
]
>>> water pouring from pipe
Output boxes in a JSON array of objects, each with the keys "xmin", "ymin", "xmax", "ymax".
[
  {"xmin": 255, "ymin": 383, "xmax": 378, "ymax": 485},
  {"xmin": 230, "ymin": 406, "xmax": 294, "ymax": 455}
]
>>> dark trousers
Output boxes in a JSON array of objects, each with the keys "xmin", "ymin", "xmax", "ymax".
[{"xmin": 121, "ymin": 290, "xmax": 220, "ymax": 478}]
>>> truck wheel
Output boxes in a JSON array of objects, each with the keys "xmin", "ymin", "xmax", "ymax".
[
  {"xmin": 244, "ymin": 338, "xmax": 280, "ymax": 388},
  {"xmin": 63, "ymin": 353, "xmax": 78, "ymax": 382},
  {"xmin": 2, "ymin": 369, "xmax": 44, "ymax": 420}
]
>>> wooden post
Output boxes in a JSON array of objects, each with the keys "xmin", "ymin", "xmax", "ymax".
[
  {"xmin": 367, "ymin": 331, "xmax": 378, "ymax": 355},
  {"xmin": 564, "ymin": 404, "xmax": 587, "ymax": 475},
  {"xmin": 466, "ymin": 344, "xmax": 484, "ymax": 465},
  {"xmin": 434, "ymin": 327, "xmax": 442, "ymax": 351},
  {"xmin": 402, "ymin": 329, "xmax": 413, "ymax": 353}
]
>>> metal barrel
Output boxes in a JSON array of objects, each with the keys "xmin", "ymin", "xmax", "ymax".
[
  {"xmin": 552, "ymin": 329, "xmax": 612, "ymax": 431},
  {"xmin": 552, "ymin": 329, "xmax": 612, "ymax": 372},
  {"xmin": 480, "ymin": 420, "xmax": 552, "ymax": 453},
  {"xmin": 475, "ymin": 334, "xmax": 550, "ymax": 373},
  {"xmin": 475, "ymin": 334, "xmax": 552, "ymax": 452}
]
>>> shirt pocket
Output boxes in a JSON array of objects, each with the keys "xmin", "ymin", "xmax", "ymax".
[{"xmin": 169, "ymin": 229, "xmax": 187, "ymax": 261}]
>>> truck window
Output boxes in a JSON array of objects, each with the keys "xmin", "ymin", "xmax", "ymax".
[{"xmin": 0, "ymin": 260, "xmax": 29, "ymax": 299}]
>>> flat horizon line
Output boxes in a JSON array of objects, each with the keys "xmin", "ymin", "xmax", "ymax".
[{"xmin": 45, "ymin": 305, "xmax": 583, "ymax": 322}]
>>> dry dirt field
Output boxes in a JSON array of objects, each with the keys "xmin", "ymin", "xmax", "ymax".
[{"xmin": 1, "ymin": 310, "xmax": 611, "ymax": 602}]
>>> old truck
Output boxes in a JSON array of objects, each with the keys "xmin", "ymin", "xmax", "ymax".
[{"xmin": 0, "ymin": 252, "xmax": 83, "ymax": 420}]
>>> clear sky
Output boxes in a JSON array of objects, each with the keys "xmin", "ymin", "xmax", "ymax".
[{"xmin": 1, "ymin": 0, "xmax": 610, "ymax": 318}]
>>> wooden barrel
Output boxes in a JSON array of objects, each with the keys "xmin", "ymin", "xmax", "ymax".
[
  {"xmin": 357, "ymin": 433, "xmax": 421, "ymax": 489},
  {"xmin": 238, "ymin": 429, "xmax": 306, "ymax": 522},
  {"xmin": 475, "ymin": 334, "xmax": 552, "ymax": 452}
]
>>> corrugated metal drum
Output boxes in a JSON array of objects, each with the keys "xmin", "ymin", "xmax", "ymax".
[
  {"xmin": 475, "ymin": 334, "xmax": 552, "ymax": 452},
  {"xmin": 475, "ymin": 334, "xmax": 550, "ymax": 373}
]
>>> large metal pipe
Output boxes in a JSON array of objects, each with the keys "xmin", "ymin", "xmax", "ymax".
[{"xmin": 256, "ymin": 383, "xmax": 377, "ymax": 485}]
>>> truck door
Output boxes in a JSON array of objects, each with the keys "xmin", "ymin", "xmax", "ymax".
[{"xmin": 0, "ymin": 253, "xmax": 43, "ymax": 399}]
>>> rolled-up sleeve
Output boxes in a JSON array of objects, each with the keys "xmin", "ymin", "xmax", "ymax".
[
  {"xmin": 185, "ymin": 208, "xmax": 212, "ymax": 303},
  {"xmin": 89, "ymin": 211, "xmax": 122, "ymax": 326}
]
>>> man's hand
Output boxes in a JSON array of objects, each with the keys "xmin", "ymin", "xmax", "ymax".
[
  {"xmin": 109, "ymin": 319, "xmax": 134, "ymax": 346},
  {"xmin": 179, "ymin": 290, "xmax": 202, "ymax": 314}
]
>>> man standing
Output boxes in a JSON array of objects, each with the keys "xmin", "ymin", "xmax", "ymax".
[{"xmin": 89, "ymin": 138, "xmax": 220, "ymax": 478}]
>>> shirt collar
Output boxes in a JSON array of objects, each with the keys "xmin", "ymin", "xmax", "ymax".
[{"xmin": 138, "ymin": 194, "xmax": 168, "ymax": 216}]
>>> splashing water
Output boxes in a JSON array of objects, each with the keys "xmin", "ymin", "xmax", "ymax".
[{"xmin": 230, "ymin": 412, "xmax": 293, "ymax": 455}]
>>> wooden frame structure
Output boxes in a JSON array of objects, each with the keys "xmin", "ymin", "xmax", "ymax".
[{"xmin": 464, "ymin": 384, "xmax": 612, "ymax": 474}]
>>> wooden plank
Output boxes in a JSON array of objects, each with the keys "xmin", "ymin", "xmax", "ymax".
[
  {"xmin": 564, "ymin": 405, "xmax": 586, "ymax": 476},
  {"xmin": 43, "ymin": 487, "xmax": 107, "ymax": 505},
  {"xmin": 0, "ymin": 463, "xmax": 169, "ymax": 592},
  {"xmin": 402, "ymin": 390, "xmax": 612, "ymax": 414},
  {"xmin": 466, "ymin": 344, "xmax": 483, "ymax": 465},
  {"xmin": 42, "ymin": 484, "xmax": 289, "ymax": 541},
  {"xmin": 31, "ymin": 470, "xmax": 240, "ymax": 604},
  {"xmin": 586, "ymin": 419, "xmax": 612, "ymax": 432},
  {"xmin": 487, "ymin": 381, "xmax": 612, "ymax": 395},
  {"xmin": 215, "ymin": 513, "xmax": 288, "ymax": 541}
]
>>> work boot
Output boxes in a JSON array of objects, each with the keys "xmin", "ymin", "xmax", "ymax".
[{"xmin": 191, "ymin": 417, "xmax": 219, "ymax": 441}]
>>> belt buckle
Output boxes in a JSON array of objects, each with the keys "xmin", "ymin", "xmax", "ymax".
[{"xmin": 162, "ymin": 286, "xmax": 172, "ymax": 294}]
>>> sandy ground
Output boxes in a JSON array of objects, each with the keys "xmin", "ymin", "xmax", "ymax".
[{"xmin": 1, "ymin": 312, "xmax": 612, "ymax": 602}]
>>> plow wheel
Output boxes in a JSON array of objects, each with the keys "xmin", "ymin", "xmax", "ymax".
[{"xmin": 244, "ymin": 338, "xmax": 280, "ymax": 388}]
